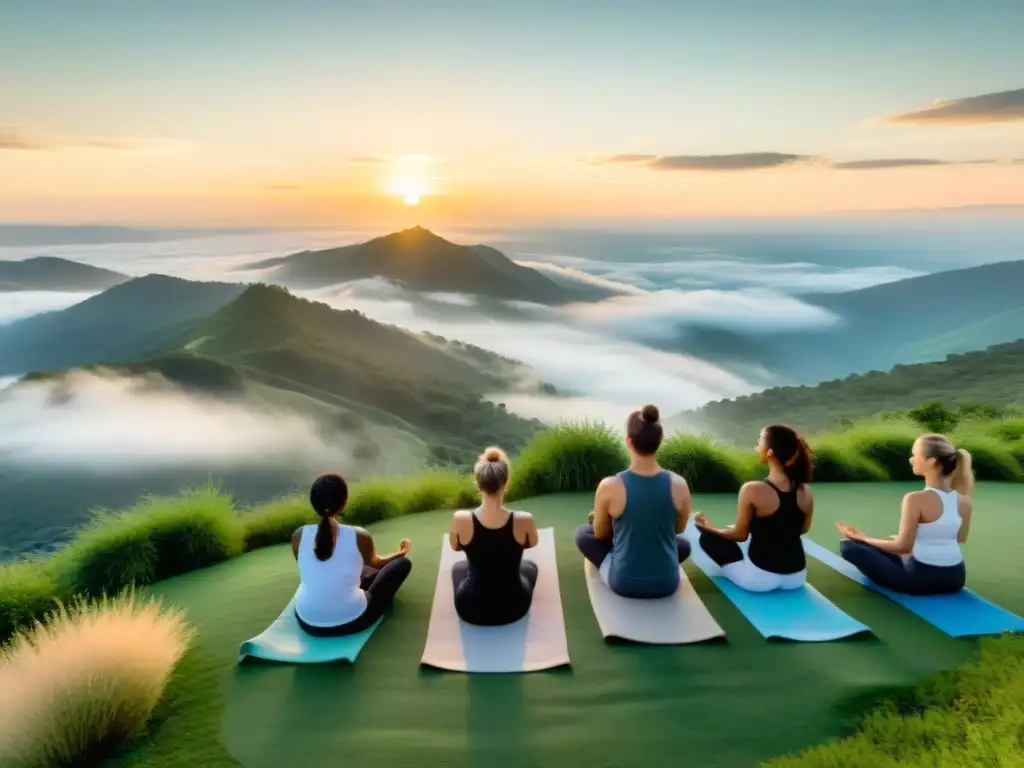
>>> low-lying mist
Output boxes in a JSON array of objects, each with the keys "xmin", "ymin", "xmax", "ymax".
[{"xmin": 0, "ymin": 369, "xmax": 358, "ymax": 471}]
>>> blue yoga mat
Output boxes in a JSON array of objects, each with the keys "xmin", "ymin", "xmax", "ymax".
[
  {"xmin": 803, "ymin": 539, "xmax": 1024, "ymax": 638},
  {"xmin": 237, "ymin": 593, "xmax": 383, "ymax": 664},
  {"xmin": 683, "ymin": 525, "xmax": 870, "ymax": 642}
]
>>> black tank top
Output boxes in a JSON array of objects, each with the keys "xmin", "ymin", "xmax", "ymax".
[
  {"xmin": 461, "ymin": 510, "xmax": 526, "ymax": 594},
  {"xmin": 747, "ymin": 480, "xmax": 807, "ymax": 575}
]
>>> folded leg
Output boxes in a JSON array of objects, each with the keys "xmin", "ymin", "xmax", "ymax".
[{"xmin": 575, "ymin": 523, "xmax": 613, "ymax": 568}]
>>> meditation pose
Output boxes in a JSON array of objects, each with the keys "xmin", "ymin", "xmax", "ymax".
[
  {"xmin": 694, "ymin": 424, "xmax": 814, "ymax": 592},
  {"xmin": 836, "ymin": 433, "xmax": 973, "ymax": 595},
  {"xmin": 292, "ymin": 473, "xmax": 413, "ymax": 636},
  {"xmin": 449, "ymin": 447, "xmax": 540, "ymax": 626},
  {"xmin": 574, "ymin": 404, "xmax": 692, "ymax": 599}
]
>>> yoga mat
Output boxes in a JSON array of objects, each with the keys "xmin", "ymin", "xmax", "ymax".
[
  {"xmin": 804, "ymin": 538, "xmax": 1024, "ymax": 637},
  {"xmin": 237, "ymin": 592, "xmax": 383, "ymax": 664},
  {"xmin": 420, "ymin": 527, "xmax": 571, "ymax": 673},
  {"xmin": 682, "ymin": 524, "xmax": 870, "ymax": 642},
  {"xmin": 584, "ymin": 560, "xmax": 725, "ymax": 644}
]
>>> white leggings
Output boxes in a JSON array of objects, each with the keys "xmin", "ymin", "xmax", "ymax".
[{"xmin": 719, "ymin": 557, "xmax": 806, "ymax": 592}]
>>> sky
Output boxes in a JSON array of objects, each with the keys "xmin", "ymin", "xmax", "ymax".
[{"xmin": 2, "ymin": 0, "xmax": 1023, "ymax": 226}]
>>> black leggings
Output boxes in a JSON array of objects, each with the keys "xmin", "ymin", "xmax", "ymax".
[
  {"xmin": 452, "ymin": 560, "xmax": 538, "ymax": 626},
  {"xmin": 697, "ymin": 530, "xmax": 745, "ymax": 567},
  {"xmin": 573, "ymin": 523, "xmax": 691, "ymax": 569},
  {"xmin": 840, "ymin": 539, "xmax": 966, "ymax": 596},
  {"xmin": 296, "ymin": 555, "xmax": 412, "ymax": 636}
]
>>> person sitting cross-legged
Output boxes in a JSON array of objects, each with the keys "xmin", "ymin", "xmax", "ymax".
[{"xmin": 574, "ymin": 404, "xmax": 692, "ymax": 599}]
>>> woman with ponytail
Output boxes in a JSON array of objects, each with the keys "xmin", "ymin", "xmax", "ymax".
[
  {"xmin": 694, "ymin": 424, "xmax": 815, "ymax": 592},
  {"xmin": 291, "ymin": 473, "xmax": 413, "ymax": 636},
  {"xmin": 836, "ymin": 434, "xmax": 973, "ymax": 595}
]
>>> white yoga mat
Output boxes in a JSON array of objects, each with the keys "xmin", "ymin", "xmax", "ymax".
[
  {"xmin": 584, "ymin": 560, "xmax": 726, "ymax": 644},
  {"xmin": 420, "ymin": 527, "xmax": 571, "ymax": 673}
]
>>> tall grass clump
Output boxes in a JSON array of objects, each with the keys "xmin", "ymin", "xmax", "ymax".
[
  {"xmin": 54, "ymin": 486, "xmax": 244, "ymax": 599},
  {"xmin": 657, "ymin": 434, "xmax": 746, "ymax": 492},
  {"xmin": 0, "ymin": 561, "xmax": 63, "ymax": 647},
  {"xmin": 838, "ymin": 422, "xmax": 919, "ymax": 482},
  {"xmin": 240, "ymin": 496, "xmax": 315, "ymax": 552},
  {"xmin": 344, "ymin": 470, "xmax": 480, "ymax": 525},
  {"xmin": 950, "ymin": 433, "xmax": 1024, "ymax": 482},
  {"xmin": 0, "ymin": 591, "xmax": 194, "ymax": 768},
  {"xmin": 506, "ymin": 421, "xmax": 628, "ymax": 500},
  {"xmin": 763, "ymin": 634, "xmax": 1024, "ymax": 767},
  {"xmin": 808, "ymin": 440, "xmax": 890, "ymax": 483}
]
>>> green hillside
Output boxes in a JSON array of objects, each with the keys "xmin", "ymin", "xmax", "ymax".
[
  {"xmin": 688, "ymin": 338, "xmax": 1024, "ymax": 443},
  {"xmin": 750, "ymin": 259, "xmax": 1024, "ymax": 383},
  {"xmin": 247, "ymin": 226, "xmax": 612, "ymax": 303},
  {"xmin": 0, "ymin": 255, "xmax": 129, "ymax": 291},
  {"xmin": 0, "ymin": 274, "xmax": 246, "ymax": 375}
]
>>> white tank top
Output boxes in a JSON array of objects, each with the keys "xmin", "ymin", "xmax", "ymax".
[
  {"xmin": 294, "ymin": 523, "xmax": 367, "ymax": 627},
  {"xmin": 911, "ymin": 487, "xmax": 964, "ymax": 567}
]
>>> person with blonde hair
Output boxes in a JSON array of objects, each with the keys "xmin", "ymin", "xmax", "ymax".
[
  {"xmin": 836, "ymin": 433, "xmax": 974, "ymax": 595},
  {"xmin": 448, "ymin": 446, "xmax": 540, "ymax": 626}
]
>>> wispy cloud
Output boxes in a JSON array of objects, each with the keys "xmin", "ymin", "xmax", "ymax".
[
  {"xmin": 592, "ymin": 152, "xmax": 815, "ymax": 171},
  {"xmin": 884, "ymin": 87, "xmax": 1024, "ymax": 125},
  {"xmin": 348, "ymin": 154, "xmax": 440, "ymax": 167},
  {"xmin": 0, "ymin": 126, "xmax": 189, "ymax": 153}
]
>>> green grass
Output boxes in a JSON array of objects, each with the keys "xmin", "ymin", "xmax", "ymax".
[{"xmin": 102, "ymin": 483, "xmax": 1024, "ymax": 768}]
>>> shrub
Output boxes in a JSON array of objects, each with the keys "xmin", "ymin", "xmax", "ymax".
[
  {"xmin": 54, "ymin": 486, "xmax": 244, "ymax": 599},
  {"xmin": 398, "ymin": 470, "xmax": 480, "ymax": 513},
  {"xmin": 0, "ymin": 591, "xmax": 194, "ymax": 768},
  {"xmin": 241, "ymin": 496, "xmax": 314, "ymax": 551},
  {"xmin": 657, "ymin": 434, "xmax": 746, "ymax": 492},
  {"xmin": 506, "ymin": 421, "xmax": 628, "ymax": 500},
  {"xmin": 0, "ymin": 561, "xmax": 63, "ymax": 647},
  {"xmin": 840, "ymin": 423, "xmax": 919, "ymax": 482},
  {"xmin": 984, "ymin": 417, "xmax": 1024, "ymax": 444},
  {"xmin": 950, "ymin": 434, "xmax": 1024, "ymax": 482},
  {"xmin": 906, "ymin": 400, "xmax": 958, "ymax": 434},
  {"xmin": 808, "ymin": 440, "xmax": 890, "ymax": 483}
]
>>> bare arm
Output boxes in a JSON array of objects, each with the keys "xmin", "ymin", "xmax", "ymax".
[
  {"xmin": 851, "ymin": 494, "xmax": 919, "ymax": 554},
  {"xmin": 696, "ymin": 482, "xmax": 757, "ymax": 541},
  {"xmin": 800, "ymin": 488, "xmax": 815, "ymax": 534},
  {"xmin": 356, "ymin": 528, "xmax": 411, "ymax": 568},
  {"xmin": 592, "ymin": 477, "xmax": 616, "ymax": 541},
  {"xmin": 291, "ymin": 527, "xmax": 302, "ymax": 560},
  {"xmin": 957, "ymin": 497, "xmax": 973, "ymax": 543},
  {"xmin": 449, "ymin": 511, "xmax": 469, "ymax": 552},
  {"xmin": 671, "ymin": 474, "xmax": 691, "ymax": 534},
  {"xmin": 515, "ymin": 512, "xmax": 539, "ymax": 549}
]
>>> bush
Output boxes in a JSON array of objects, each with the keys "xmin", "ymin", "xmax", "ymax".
[
  {"xmin": 241, "ymin": 496, "xmax": 314, "ymax": 552},
  {"xmin": 0, "ymin": 591, "xmax": 194, "ymax": 768},
  {"xmin": 54, "ymin": 486, "xmax": 244, "ymax": 599},
  {"xmin": 984, "ymin": 417, "xmax": 1024, "ymax": 444},
  {"xmin": 808, "ymin": 441, "xmax": 890, "ymax": 483},
  {"xmin": 506, "ymin": 421, "xmax": 628, "ymax": 500},
  {"xmin": 951, "ymin": 434, "xmax": 1024, "ymax": 482},
  {"xmin": 657, "ymin": 434, "xmax": 746, "ymax": 492},
  {"xmin": 840, "ymin": 423, "xmax": 919, "ymax": 482},
  {"xmin": 0, "ymin": 561, "xmax": 63, "ymax": 647}
]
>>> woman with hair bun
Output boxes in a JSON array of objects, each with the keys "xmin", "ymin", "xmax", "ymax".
[
  {"xmin": 694, "ymin": 424, "xmax": 815, "ymax": 592},
  {"xmin": 291, "ymin": 472, "xmax": 413, "ymax": 636},
  {"xmin": 836, "ymin": 433, "xmax": 974, "ymax": 595},
  {"xmin": 575, "ymin": 404, "xmax": 694, "ymax": 599},
  {"xmin": 448, "ymin": 446, "xmax": 540, "ymax": 626}
]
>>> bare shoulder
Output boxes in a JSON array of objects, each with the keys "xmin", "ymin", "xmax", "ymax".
[
  {"xmin": 512, "ymin": 509, "xmax": 535, "ymax": 521},
  {"xmin": 740, "ymin": 480, "xmax": 768, "ymax": 496},
  {"xmin": 452, "ymin": 509, "xmax": 473, "ymax": 521},
  {"xmin": 797, "ymin": 484, "xmax": 814, "ymax": 500},
  {"xmin": 959, "ymin": 494, "xmax": 974, "ymax": 512},
  {"xmin": 597, "ymin": 474, "xmax": 623, "ymax": 492},
  {"xmin": 667, "ymin": 471, "xmax": 689, "ymax": 489},
  {"xmin": 904, "ymin": 489, "xmax": 929, "ymax": 502}
]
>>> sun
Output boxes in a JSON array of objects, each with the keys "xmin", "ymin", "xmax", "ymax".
[{"xmin": 389, "ymin": 174, "xmax": 427, "ymax": 207}]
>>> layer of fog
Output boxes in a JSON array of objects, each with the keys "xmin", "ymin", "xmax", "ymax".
[
  {"xmin": 0, "ymin": 291, "xmax": 98, "ymax": 325},
  {"xmin": 0, "ymin": 370, "xmax": 362, "ymax": 471}
]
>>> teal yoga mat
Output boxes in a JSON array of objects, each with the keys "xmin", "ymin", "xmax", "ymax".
[
  {"xmin": 804, "ymin": 538, "xmax": 1024, "ymax": 638},
  {"xmin": 683, "ymin": 524, "xmax": 870, "ymax": 642},
  {"xmin": 238, "ymin": 593, "xmax": 384, "ymax": 664}
]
